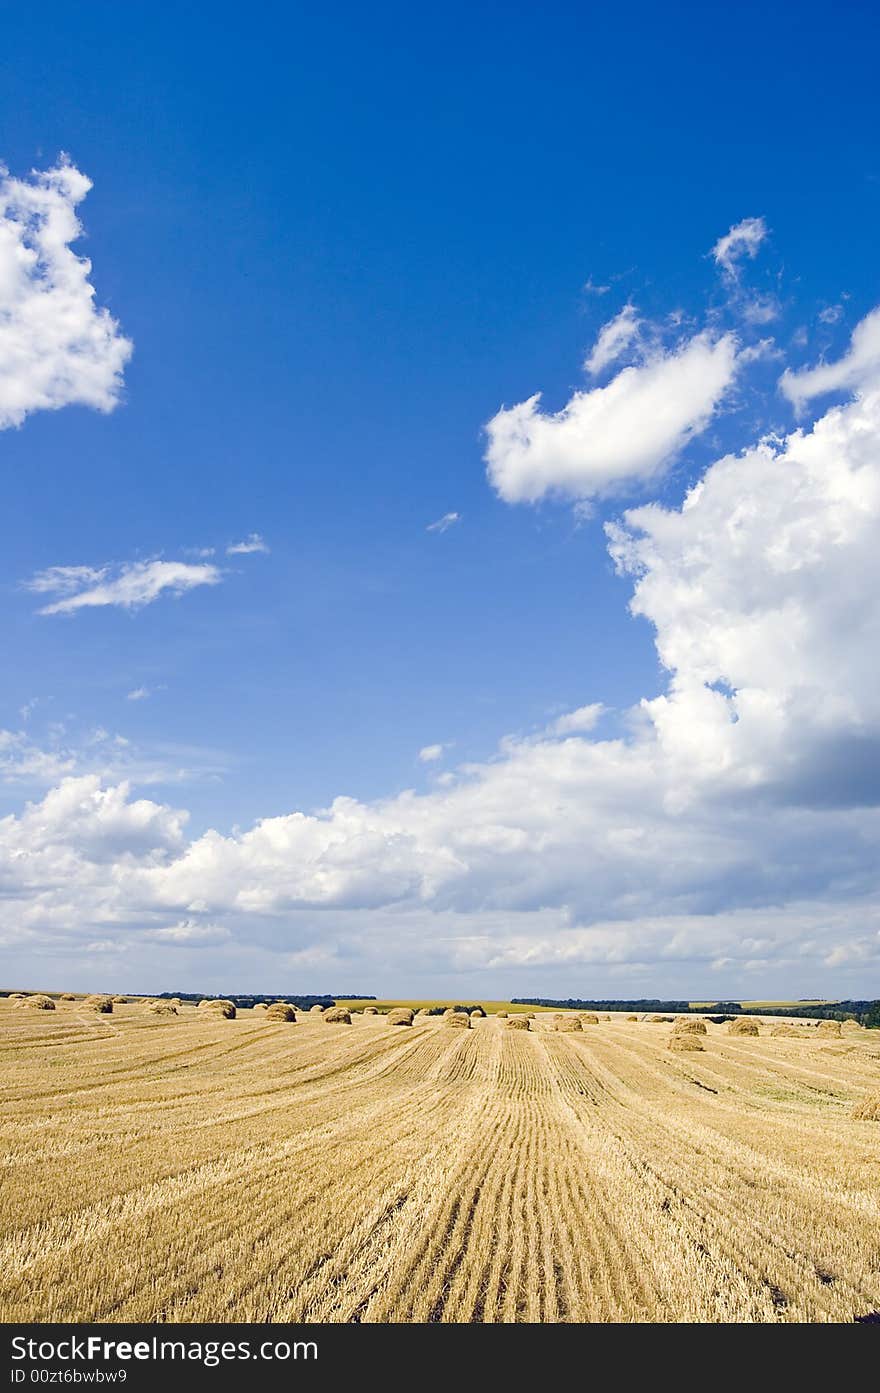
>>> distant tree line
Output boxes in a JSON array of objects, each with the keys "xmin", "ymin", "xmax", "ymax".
[
  {"xmin": 512, "ymin": 997, "xmax": 880, "ymax": 1027},
  {"xmin": 154, "ymin": 991, "xmax": 371, "ymax": 1011}
]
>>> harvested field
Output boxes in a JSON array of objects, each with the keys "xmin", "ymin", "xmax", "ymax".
[{"xmin": 0, "ymin": 998, "xmax": 879, "ymax": 1323}]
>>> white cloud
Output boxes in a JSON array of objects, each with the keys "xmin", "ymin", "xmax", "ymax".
[
  {"xmin": 819, "ymin": 304, "xmax": 843, "ymax": 325},
  {"xmin": 426, "ymin": 511, "xmax": 460, "ymax": 533},
  {"xmin": 27, "ymin": 559, "xmax": 222, "ymax": 615},
  {"xmin": 485, "ymin": 332, "xmax": 739, "ymax": 503},
  {"xmin": 780, "ymin": 305, "xmax": 880, "ymax": 410},
  {"xmin": 545, "ymin": 704, "xmax": 605, "ymax": 736},
  {"xmin": 226, "ymin": 533, "xmax": 269, "ymax": 555},
  {"xmin": 418, "ymin": 743, "xmax": 446, "ymax": 763},
  {"xmin": 148, "ymin": 919, "xmax": 231, "ymax": 946},
  {"xmin": 126, "ymin": 688, "xmax": 150, "ymax": 702},
  {"xmin": 711, "ymin": 216, "xmax": 768, "ymax": 277},
  {"xmin": 0, "ymin": 159, "xmax": 131, "ymax": 429},
  {"xmin": 584, "ymin": 303, "xmax": 641, "ymax": 375},
  {"xmin": 583, "ymin": 277, "xmax": 610, "ymax": 296}
]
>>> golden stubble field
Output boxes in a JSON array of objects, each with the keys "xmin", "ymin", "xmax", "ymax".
[{"xmin": 1, "ymin": 998, "xmax": 879, "ymax": 1323}]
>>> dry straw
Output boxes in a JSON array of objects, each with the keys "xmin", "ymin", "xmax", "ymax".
[
  {"xmin": 673, "ymin": 1018, "xmax": 707, "ymax": 1035},
  {"xmin": 198, "ymin": 999, "xmax": 236, "ymax": 1019},
  {"xmin": 470, "ymin": 1007, "xmax": 486, "ymax": 1018},
  {"xmin": 324, "ymin": 1007, "xmax": 352, "ymax": 1024},
  {"xmin": 626, "ymin": 1014, "xmax": 639, "ymax": 1021},
  {"xmin": 728, "ymin": 1018, "xmax": 760, "ymax": 1036},
  {"xmin": 771, "ymin": 1023, "xmax": 803, "ymax": 1038},
  {"xmin": 387, "ymin": 1008, "xmax": 414, "ymax": 1027},
  {"xmin": 444, "ymin": 1011, "xmax": 470, "ymax": 1029},
  {"xmin": 264, "ymin": 1003, "xmax": 296, "ymax": 1022},
  {"xmin": 668, "ymin": 1033, "xmax": 704, "ymax": 1052},
  {"xmin": 60, "ymin": 992, "xmax": 77, "ymax": 1001},
  {"xmin": 84, "ymin": 995, "xmax": 113, "ymax": 1013},
  {"xmin": 112, "ymin": 995, "xmax": 127, "ymax": 1004},
  {"xmin": 580, "ymin": 1013, "xmax": 599, "ymax": 1025},
  {"xmin": 310, "ymin": 1004, "xmax": 326, "ymax": 1014},
  {"xmin": 853, "ymin": 1094, "xmax": 880, "ymax": 1122},
  {"xmin": 816, "ymin": 1020, "xmax": 842, "ymax": 1037},
  {"xmin": 252, "ymin": 1002, "xmax": 268, "ymax": 1011},
  {"xmin": 496, "ymin": 1011, "xmax": 508, "ymax": 1018},
  {"xmin": 147, "ymin": 1002, "xmax": 178, "ymax": 1017},
  {"xmin": 17, "ymin": 993, "xmax": 55, "ymax": 1011},
  {"xmin": 506, "ymin": 1015, "xmax": 530, "ymax": 1031},
  {"xmin": 555, "ymin": 1017, "xmax": 583, "ymax": 1032},
  {"xmin": 363, "ymin": 1007, "xmax": 379, "ymax": 1015}
]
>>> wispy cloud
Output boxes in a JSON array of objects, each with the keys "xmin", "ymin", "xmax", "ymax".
[
  {"xmin": 418, "ymin": 743, "xmax": 448, "ymax": 762},
  {"xmin": 126, "ymin": 687, "xmax": 150, "ymax": 702},
  {"xmin": 711, "ymin": 216, "xmax": 768, "ymax": 278},
  {"xmin": 426, "ymin": 512, "xmax": 460, "ymax": 534},
  {"xmin": 780, "ymin": 305, "xmax": 880, "ymax": 410},
  {"xmin": 226, "ymin": 533, "xmax": 269, "ymax": 555},
  {"xmin": 26, "ymin": 559, "xmax": 222, "ymax": 616},
  {"xmin": 584, "ymin": 303, "xmax": 641, "ymax": 375},
  {"xmin": 583, "ymin": 276, "xmax": 610, "ymax": 296}
]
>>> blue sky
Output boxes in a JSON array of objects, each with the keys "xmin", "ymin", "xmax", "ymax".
[{"xmin": 2, "ymin": 2, "xmax": 880, "ymax": 998}]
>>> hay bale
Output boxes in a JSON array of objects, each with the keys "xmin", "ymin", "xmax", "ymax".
[
  {"xmin": 817, "ymin": 1019, "xmax": 842, "ymax": 1037},
  {"xmin": 444, "ymin": 1010, "xmax": 470, "ymax": 1029},
  {"xmin": 668, "ymin": 1033, "xmax": 704, "ymax": 1052},
  {"xmin": 496, "ymin": 1011, "xmax": 508, "ymax": 1018},
  {"xmin": 8, "ymin": 992, "xmax": 26, "ymax": 1000},
  {"xmin": 252, "ymin": 1002, "xmax": 268, "ymax": 1011},
  {"xmin": 771, "ymin": 1023, "xmax": 803, "ymax": 1038},
  {"xmin": 198, "ymin": 999, "xmax": 236, "ymax": 1019},
  {"xmin": 264, "ymin": 1002, "xmax": 296, "ymax": 1022},
  {"xmin": 842, "ymin": 1019, "xmax": 863, "ymax": 1031},
  {"xmin": 673, "ymin": 1018, "xmax": 708, "ymax": 1035},
  {"xmin": 309, "ymin": 1004, "xmax": 326, "ymax": 1014},
  {"xmin": 525, "ymin": 1013, "xmax": 536, "ymax": 1020},
  {"xmin": 626, "ymin": 1014, "xmax": 639, "ymax": 1022},
  {"xmin": 147, "ymin": 1001, "xmax": 178, "ymax": 1016},
  {"xmin": 324, "ymin": 1006, "xmax": 351, "ymax": 1024},
  {"xmin": 83, "ymin": 995, "xmax": 113, "ymax": 1013},
  {"xmin": 506, "ymin": 1015, "xmax": 530, "ymax": 1031},
  {"xmin": 555, "ymin": 1016, "xmax": 583, "ymax": 1032},
  {"xmin": 728, "ymin": 1018, "xmax": 759, "ymax": 1036},
  {"xmin": 601, "ymin": 1014, "xmax": 612, "ymax": 1021},
  {"xmin": 59, "ymin": 992, "xmax": 77, "ymax": 1001},
  {"xmin": 17, "ymin": 993, "xmax": 56, "ymax": 1011},
  {"xmin": 363, "ymin": 1006, "xmax": 379, "ymax": 1015},
  {"xmin": 853, "ymin": 1094, "xmax": 880, "ymax": 1122},
  {"xmin": 111, "ymin": 995, "xmax": 128, "ymax": 1004},
  {"xmin": 387, "ymin": 1007, "xmax": 414, "ymax": 1027},
  {"xmin": 470, "ymin": 1006, "xmax": 486, "ymax": 1018},
  {"xmin": 580, "ymin": 1013, "xmax": 599, "ymax": 1025}
]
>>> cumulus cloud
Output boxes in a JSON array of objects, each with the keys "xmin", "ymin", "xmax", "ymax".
[
  {"xmin": 27, "ymin": 559, "xmax": 222, "ymax": 615},
  {"xmin": 226, "ymin": 533, "xmax": 269, "ymax": 555},
  {"xmin": 780, "ymin": 305, "xmax": 880, "ymax": 410},
  {"xmin": 712, "ymin": 216, "xmax": 768, "ymax": 277},
  {"xmin": 426, "ymin": 511, "xmax": 460, "ymax": 533},
  {"xmin": 485, "ymin": 332, "xmax": 739, "ymax": 503},
  {"xmin": 545, "ymin": 704, "xmax": 605, "ymax": 736},
  {"xmin": 0, "ymin": 159, "xmax": 131, "ymax": 429},
  {"xmin": 584, "ymin": 304, "xmax": 641, "ymax": 375}
]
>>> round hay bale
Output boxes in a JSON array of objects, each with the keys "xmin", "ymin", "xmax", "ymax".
[
  {"xmin": 496, "ymin": 1011, "xmax": 508, "ymax": 1018},
  {"xmin": 147, "ymin": 1001, "xmax": 178, "ymax": 1016},
  {"xmin": 842, "ymin": 1019, "xmax": 863, "ymax": 1031},
  {"xmin": 505, "ymin": 1015, "xmax": 530, "ymax": 1031},
  {"xmin": 728, "ymin": 1018, "xmax": 759, "ymax": 1036},
  {"xmin": 17, "ymin": 993, "xmax": 55, "ymax": 1011},
  {"xmin": 363, "ymin": 1006, "xmax": 379, "ymax": 1015},
  {"xmin": 59, "ymin": 992, "xmax": 77, "ymax": 1001},
  {"xmin": 817, "ymin": 1019, "xmax": 842, "ymax": 1037},
  {"xmin": 111, "ymin": 995, "xmax": 128, "ymax": 1004},
  {"xmin": 323, "ymin": 1006, "xmax": 351, "ymax": 1024},
  {"xmin": 444, "ymin": 1010, "xmax": 470, "ymax": 1029},
  {"xmin": 442, "ymin": 1007, "xmax": 457, "ymax": 1017},
  {"xmin": 83, "ymin": 995, "xmax": 113, "ymax": 1013},
  {"xmin": 771, "ymin": 1023, "xmax": 803, "ymax": 1038},
  {"xmin": 673, "ymin": 1017, "xmax": 708, "ymax": 1035},
  {"xmin": 8, "ymin": 992, "xmax": 26, "ymax": 1000},
  {"xmin": 601, "ymin": 1014, "xmax": 612, "ymax": 1021},
  {"xmin": 198, "ymin": 999, "xmax": 236, "ymax": 1019},
  {"xmin": 668, "ymin": 1033, "xmax": 704, "ymax": 1052},
  {"xmin": 309, "ymin": 1004, "xmax": 326, "ymax": 1014},
  {"xmin": 626, "ymin": 1014, "xmax": 639, "ymax": 1021},
  {"xmin": 648, "ymin": 1014, "xmax": 674, "ymax": 1023},
  {"xmin": 470, "ymin": 1006, "xmax": 486, "ymax": 1018},
  {"xmin": 252, "ymin": 1002, "xmax": 268, "ymax": 1011},
  {"xmin": 387, "ymin": 1007, "xmax": 414, "ymax": 1027},
  {"xmin": 264, "ymin": 1002, "xmax": 296, "ymax": 1023},
  {"xmin": 853, "ymin": 1094, "xmax": 880, "ymax": 1122},
  {"xmin": 580, "ymin": 1013, "xmax": 599, "ymax": 1025},
  {"xmin": 525, "ymin": 1013, "xmax": 536, "ymax": 1020},
  {"xmin": 555, "ymin": 1016, "xmax": 583, "ymax": 1032}
]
